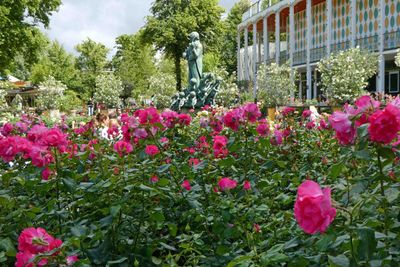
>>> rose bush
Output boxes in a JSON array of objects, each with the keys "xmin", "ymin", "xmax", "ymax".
[{"xmin": 0, "ymin": 95, "xmax": 399, "ymax": 266}]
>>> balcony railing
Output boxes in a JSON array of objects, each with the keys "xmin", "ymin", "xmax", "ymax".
[
  {"xmin": 293, "ymin": 50, "xmax": 306, "ymax": 65},
  {"xmin": 310, "ymin": 47, "xmax": 326, "ymax": 63},
  {"xmin": 384, "ymin": 30, "xmax": 400, "ymax": 51},
  {"xmin": 242, "ymin": 0, "xmax": 283, "ymax": 22},
  {"xmin": 331, "ymin": 41, "xmax": 351, "ymax": 53},
  {"xmin": 279, "ymin": 50, "xmax": 288, "ymax": 63},
  {"xmin": 356, "ymin": 35, "xmax": 379, "ymax": 52}
]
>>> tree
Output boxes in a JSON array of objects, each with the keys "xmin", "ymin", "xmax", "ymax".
[
  {"xmin": 0, "ymin": 0, "xmax": 61, "ymax": 73},
  {"xmin": 36, "ymin": 76, "xmax": 66, "ymax": 110},
  {"xmin": 30, "ymin": 41, "xmax": 80, "ymax": 90},
  {"xmin": 220, "ymin": 0, "xmax": 251, "ymax": 76},
  {"xmin": 75, "ymin": 39, "xmax": 109, "ymax": 99},
  {"xmin": 144, "ymin": 0, "xmax": 224, "ymax": 91},
  {"xmin": 112, "ymin": 32, "xmax": 156, "ymax": 99},
  {"xmin": 94, "ymin": 73, "xmax": 123, "ymax": 108}
]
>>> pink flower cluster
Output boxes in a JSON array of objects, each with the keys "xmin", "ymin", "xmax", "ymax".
[
  {"xmin": 0, "ymin": 124, "xmax": 68, "ymax": 180},
  {"xmin": 16, "ymin": 227, "xmax": 78, "ymax": 267},
  {"xmin": 223, "ymin": 103, "xmax": 261, "ymax": 131},
  {"xmin": 329, "ymin": 95, "xmax": 400, "ymax": 145}
]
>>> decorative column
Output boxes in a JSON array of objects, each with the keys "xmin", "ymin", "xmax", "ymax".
[
  {"xmin": 350, "ymin": 0, "xmax": 356, "ymax": 47},
  {"xmin": 244, "ymin": 27, "xmax": 249, "ymax": 81},
  {"xmin": 377, "ymin": 0, "xmax": 385, "ymax": 93},
  {"xmin": 253, "ymin": 22, "xmax": 258, "ymax": 99},
  {"xmin": 306, "ymin": 0, "xmax": 312, "ymax": 99},
  {"xmin": 326, "ymin": 0, "xmax": 332, "ymax": 55},
  {"xmin": 289, "ymin": 2, "xmax": 295, "ymax": 99},
  {"xmin": 263, "ymin": 16, "xmax": 269, "ymax": 63},
  {"xmin": 275, "ymin": 11, "xmax": 280, "ymax": 64},
  {"xmin": 237, "ymin": 29, "xmax": 241, "ymax": 81}
]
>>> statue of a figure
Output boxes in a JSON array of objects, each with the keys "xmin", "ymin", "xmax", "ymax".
[{"xmin": 183, "ymin": 32, "xmax": 203, "ymax": 88}]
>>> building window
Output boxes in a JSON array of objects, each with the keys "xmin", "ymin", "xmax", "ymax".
[{"xmin": 388, "ymin": 71, "xmax": 399, "ymax": 93}]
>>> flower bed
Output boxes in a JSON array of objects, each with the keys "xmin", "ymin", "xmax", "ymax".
[{"xmin": 0, "ymin": 98, "xmax": 399, "ymax": 266}]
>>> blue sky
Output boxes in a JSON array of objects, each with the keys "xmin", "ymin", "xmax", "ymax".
[{"xmin": 43, "ymin": 0, "xmax": 236, "ymax": 55}]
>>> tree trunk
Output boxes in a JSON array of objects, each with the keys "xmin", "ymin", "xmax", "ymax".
[{"xmin": 174, "ymin": 55, "xmax": 182, "ymax": 92}]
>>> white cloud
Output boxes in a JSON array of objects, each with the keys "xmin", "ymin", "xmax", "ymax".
[{"xmin": 43, "ymin": 0, "xmax": 234, "ymax": 57}]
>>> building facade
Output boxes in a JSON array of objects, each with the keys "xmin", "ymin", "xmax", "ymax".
[{"xmin": 237, "ymin": 0, "xmax": 400, "ymax": 99}]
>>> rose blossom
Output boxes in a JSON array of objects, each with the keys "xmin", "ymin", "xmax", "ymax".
[
  {"xmin": 243, "ymin": 180, "xmax": 251, "ymax": 190},
  {"xmin": 145, "ymin": 144, "xmax": 160, "ymax": 156},
  {"xmin": 113, "ymin": 140, "xmax": 133, "ymax": 157},
  {"xmin": 213, "ymin": 135, "xmax": 228, "ymax": 158},
  {"xmin": 18, "ymin": 227, "xmax": 55, "ymax": 254},
  {"xmin": 329, "ymin": 111, "xmax": 356, "ymax": 145},
  {"xmin": 243, "ymin": 103, "xmax": 261, "ymax": 122},
  {"xmin": 150, "ymin": 176, "xmax": 159, "ymax": 183},
  {"xmin": 256, "ymin": 123, "xmax": 269, "ymax": 137},
  {"xmin": 181, "ymin": 180, "xmax": 191, "ymax": 191},
  {"xmin": 218, "ymin": 177, "xmax": 238, "ymax": 191},
  {"xmin": 368, "ymin": 104, "xmax": 400, "ymax": 144},
  {"xmin": 294, "ymin": 180, "xmax": 337, "ymax": 234}
]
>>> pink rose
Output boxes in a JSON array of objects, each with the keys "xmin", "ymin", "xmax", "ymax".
[
  {"xmin": 18, "ymin": 227, "xmax": 55, "ymax": 254},
  {"xmin": 41, "ymin": 167, "xmax": 52, "ymax": 181},
  {"xmin": 243, "ymin": 180, "xmax": 251, "ymax": 190},
  {"xmin": 181, "ymin": 180, "xmax": 191, "ymax": 191},
  {"xmin": 368, "ymin": 104, "xmax": 400, "ymax": 144},
  {"xmin": 145, "ymin": 144, "xmax": 159, "ymax": 156},
  {"xmin": 150, "ymin": 176, "xmax": 159, "ymax": 183},
  {"xmin": 178, "ymin": 113, "xmax": 192, "ymax": 126},
  {"xmin": 218, "ymin": 177, "xmax": 238, "ymax": 191},
  {"xmin": 329, "ymin": 111, "xmax": 356, "ymax": 145},
  {"xmin": 223, "ymin": 110, "xmax": 242, "ymax": 131},
  {"xmin": 256, "ymin": 123, "xmax": 269, "ymax": 137},
  {"xmin": 302, "ymin": 110, "xmax": 312, "ymax": 118},
  {"xmin": 15, "ymin": 251, "xmax": 48, "ymax": 267},
  {"xmin": 243, "ymin": 103, "xmax": 261, "ymax": 123},
  {"xmin": 213, "ymin": 135, "xmax": 228, "ymax": 158},
  {"xmin": 294, "ymin": 180, "xmax": 337, "ymax": 234},
  {"xmin": 66, "ymin": 255, "xmax": 79, "ymax": 266},
  {"xmin": 282, "ymin": 106, "xmax": 295, "ymax": 116},
  {"xmin": 355, "ymin": 95, "xmax": 380, "ymax": 112},
  {"xmin": 114, "ymin": 140, "xmax": 133, "ymax": 157}
]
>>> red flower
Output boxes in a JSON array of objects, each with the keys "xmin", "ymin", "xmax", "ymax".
[
  {"xmin": 243, "ymin": 180, "xmax": 251, "ymax": 190},
  {"xmin": 0, "ymin": 122, "xmax": 13, "ymax": 136},
  {"xmin": 223, "ymin": 109, "xmax": 242, "ymax": 131},
  {"xmin": 294, "ymin": 180, "xmax": 336, "ymax": 234},
  {"xmin": 41, "ymin": 167, "xmax": 52, "ymax": 181},
  {"xmin": 113, "ymin": 140, "xmax": 133, "ymax": 157},
  {"xmin": 18, "ymin": 228, "xmax": 55, "ymax": 254},
  {"xmin": 66, "ymin": 255, "xmax": 79, "ymax": 266},
  {"xmin": 150, "ymin": 175, "xmax": 159, "ymax": 183},
  {"xmin": 135, "ymin": 107, "xmax": 161, "ymax": 125},
  {"xmin": 145, "ymin": 144, "xmax": 159, "ymax": 156},
  {"xmin": 40, "ymin": 128, "xmax": 68, "ymax": 150},
  {"xmin": 329, "ymin": 111, "xmax": 356, "ymax": 145},
  {"xmin": 15, "ymin": 251, "xmax": 48, "ymax": 267},
  {"xmin": 243, "ymin": 103, "xmax": 261, "ymax": 122},
  {"xmin": 302, "ymin": 110, "xmax": 312, "ymax": 118},
  {"xmin": 256, "ymin": 123, "xmax": 269, "ymax": 137},
  {"xmin": 368, "ymin": 104, "xmax": 400, "ymax": 144},
  {"xmin": 178, "ymin": 113, "xmax": 192, "ymax": 126},
  {"xmin": 181, "ymin": 180, "xmax": 191, "ymax": 191},
  {"xmin": 253, "ymin": 223, "xmax": 261, "ymax": 233},
  {"xmin": 282, "ymin": 106, "xmax": 295, "ymax": 116},
  {"xmin": 218, "ymin": 177, "xmax": 238, "ymax": 191},
  {"xmin": 213, "ymin": 135, "xmax": 228, "ymax": 158}
]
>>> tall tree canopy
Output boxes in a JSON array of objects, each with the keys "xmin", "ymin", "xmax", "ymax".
[
  {"xmin": 75, "ymin": 39, "xmax": 109, "ymax": 99},
  {"xmin": 144, "ymin": 0, "xmax": 224, "ymax": 91},
  {"xmin": 113, "ymin": 32, "xmax": 156, "ymax": 99},
  {"xmin": 30, "ymin": 41, "xmax": 80, "ymax": 91},
  {"xmin": 0, "ymin": 0, "xmax": 61, "ymax": 73},
  {"xmin": 220, "ymin": 0, "xmax": 251, "ymax": 76}
]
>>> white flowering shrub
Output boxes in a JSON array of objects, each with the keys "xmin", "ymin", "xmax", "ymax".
[
  {"xmin": 0, "ymin": 88, "xmax": 7, "ymax": 108},
  {"xmin": 149, "ymin": 72, "xmax": 176, "ymax": 109},
  {"xmin": 257, "ymin": 63, "xmax": 296, "ymax": 107},
  {"xmin": 317, "ymin": 48, "xmax": 378, "ymax": 104},
  {"xmin": 36, "ymin": 76, "xmax": 66, "ymax": 110},
  {"xmin": 395, "ymin": 51, "xmax": 400, "ymax": 67},
  {"xmin": 214, "ymin": 69, "xmax": 240, "ymax": 108},
  {"xmin": 94, "ymin": 73, "xmax": 123, "ymax": 108}
]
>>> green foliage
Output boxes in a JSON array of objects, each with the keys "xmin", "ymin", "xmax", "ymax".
[
  {"xmin": 113, "ymin": 32, "xmax": 156, "ymax": 99},
  {"xmin": 257, "ymin": 63, "xmax": 296, "ymax": 107},
  {"xmin": 144, "ymin": 0, "xmax": 225, "ymax": 91},
  {"xmin": 148, "ymin": 71, "xmax": 176, "ymax": 109},
  {"xmin": 76, "ymin": 39, "xmax": 110, "ymax": 99},
  {"xmin": 31, "ymin": 41, "xmax": 80, "ymax": 91},
  {"xmin": 57, "ymin": 90, "xmax": 83, "ymax": 113},
  {"xmin": 203, "ymin": 52, "xmax": 222, "ymax": 73},
  {"xmin": 220, "ymin": 0, "xmax": 251, "ymax": 75},
  {"xmin": 0, "ymin": 0, "xmax": 60, "ymax": 73},
  {"xmin": 317, "ymin": 48, "xmax": 378, "ymax": 104},
  {"xmin": 0, "ymin": 88, "xmax": 7, "ymax": 109},
  {"xmin": 94, "ymin": 73, "xmax": 123, "ymax": 108},
  {"xmin": 36, "ymin": 76, "xmax": 66, "ymax": 110}
]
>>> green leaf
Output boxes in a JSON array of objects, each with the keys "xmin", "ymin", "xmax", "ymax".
[
  {"xmin": 107, "ymin": 257, "xmax": 128, "ymax": 264},
  {"xmin": 357, "ymin": 227, "xmax": 376, "ymax": 261},
  {"xmin": 159, "ymin": 242, "xmax": 176, "ymax": 251},
  {"xmin": 329, "ymin": 163, "xmax": 344, "ymax": 179},
  {"xmin": 157, "ymin": 164, "xmax": 171, "ymax": 173},
  {"xmin": 150, "ymin": 212, "xmax": 165, "ymax": 222},
  {"xmin": 0, "ymin": 238, "xmax": 16, "ymax": 257},
  {"xmin": 152, "ymin": 257, "xmax": 162, "ymax": 265},
  {"xmin": 354, "ymin": 150, "xmax": 370, "ymax": 160},
  {"xmin": 62, "ymin": 178, "xmax": 77, "ymax": 191},
  {"xmin": 226, "ymin": 255, "xmax": 253, "ymax": 267},
  {"xmin": 328, "ymin": 255, "xmax": 349, "ymax": 267}
]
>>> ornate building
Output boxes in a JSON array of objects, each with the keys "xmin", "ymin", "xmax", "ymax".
[{"xmin": 237, "ymin": 0, "xmax": 400, "ymax": 99}]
